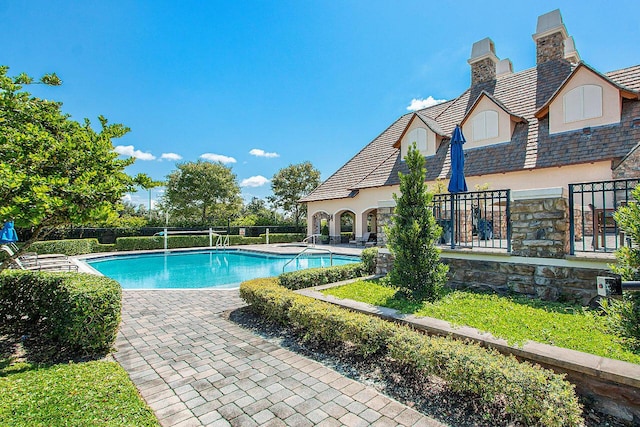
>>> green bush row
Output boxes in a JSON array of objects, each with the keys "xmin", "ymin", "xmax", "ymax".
[
  {"xmin": 0, "ymin": 271, "xmax": 122, "ymax": 357},
  {"xmin": 278, "ymin": 247, "xmax": 378, "ymax": 290},
  {"xmin": 239, "ymin": 278, "xmax": 583, "ymax": 426},
  {"xmin": 27, "ymin": 233, "xmax": 304, "ymax": 255},
  {"xmin": 279, "ymin": 263, "xmax": 368, "ymax": 290},
  {"xmin": 29, "ymin": 238, "xmax": 100, "ymax": 256}
]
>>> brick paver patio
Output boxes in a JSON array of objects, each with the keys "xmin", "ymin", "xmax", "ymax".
[{"xmin": 115, "ymin": 289, "xmax": 443, "ymax": 426}]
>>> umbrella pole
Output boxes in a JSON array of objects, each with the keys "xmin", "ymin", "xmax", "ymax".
[{"xmin": 450, "ymin": 195, "xmax": 456, "ymax": 249}]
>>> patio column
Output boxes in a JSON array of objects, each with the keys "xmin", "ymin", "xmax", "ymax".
[{"xmin": 510, "ymin": 187, "xmax": 570, "ymax": 259}]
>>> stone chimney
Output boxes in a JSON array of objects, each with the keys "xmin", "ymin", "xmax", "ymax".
[
  {"xmin": 468, "ymin": 38, "xmax": 499, "ymax": 86},
  {"xmin": 532, "ymin": 9, "xmax": 579, "ymax": 64}
]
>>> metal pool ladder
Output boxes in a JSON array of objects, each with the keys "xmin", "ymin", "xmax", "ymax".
[{"xmin": 282, "ymin": 247, "xmax": 333, "ymax": 273}]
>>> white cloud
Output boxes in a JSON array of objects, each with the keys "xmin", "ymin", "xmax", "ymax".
[
  {"xmin": 249, "ymin": 148, "xmax": 279, "ymax": 158},
  {"xmin": 200, "ymin": 153, "xmax": 237, "ymax": 164},
  {"xmin": 122, "ymin": 194, "xmax": 132, "ymax": 202},
  {"xmin": 114, "ymin": 145, "xmax": 156, "ymax": 161},
  {"xmin": 161, "ymin": 152, "xmax": 182, "ymax": 161},
  {"xmin": 406, "ymin": 96, "xmax": 447, "ymax": 111},
  {"xmin": 240, "ymin": 175, "xmax": 270, "ymax": 188}
]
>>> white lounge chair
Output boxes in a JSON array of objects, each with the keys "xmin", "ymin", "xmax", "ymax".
[{"xmin": 1, "ymin": 245, "xmax": 78, "ymax": 272}]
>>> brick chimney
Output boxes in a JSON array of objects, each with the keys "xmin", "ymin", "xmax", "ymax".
[
  {"xmin": 532, "ymin": 9, "xmax": 579, "ymax": 64},
  {"xmin": 468, "ymin": 38, "xmax": 499, "ymax": 86}
]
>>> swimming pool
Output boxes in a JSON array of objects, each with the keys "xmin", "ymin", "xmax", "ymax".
[{"xmin": 86, "ymin": 250, "xmax": 359, "ymax": 289}]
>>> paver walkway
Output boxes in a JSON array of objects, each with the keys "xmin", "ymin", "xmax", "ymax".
[{"xmin": 115, "ymin": 289, "xmax": 444, "ymax": 427}]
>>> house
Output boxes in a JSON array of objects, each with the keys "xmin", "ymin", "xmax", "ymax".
[{"xmin": 300, "ymin": 9, "xmax": 640, "ymax": 243}]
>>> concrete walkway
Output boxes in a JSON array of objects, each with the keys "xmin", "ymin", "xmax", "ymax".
[{"xmin": 115, "ymin": 289, "xmax": 443, "ymax": 427}]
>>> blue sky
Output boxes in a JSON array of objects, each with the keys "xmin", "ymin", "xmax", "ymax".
[{"xmin": 3, "ymin": 1, "xmax": 639, "ymax": 208}]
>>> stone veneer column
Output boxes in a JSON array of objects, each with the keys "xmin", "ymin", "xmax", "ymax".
[
  {"xmin": 535, "ymin": 32, "xmax": 565, "ymax": 64},
  {"xmin": 510, "ymin": 187, "xmax": 570, "ymax": 259},
  {"xmin": 375, "ymin": 200, "xmax": 395, "ymax": 248},
  {"xmin": 613, "ymin": 145, "xmax": 640, "ymax": 179}
]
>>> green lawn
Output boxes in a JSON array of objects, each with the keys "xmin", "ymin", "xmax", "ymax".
[
  {"xmin": 322, "ymin": 279, "xmax": 640, "ymax": 364},
  {"xmin": 0, "ymin": 360, "xmax": 158, "ymax": 427}
]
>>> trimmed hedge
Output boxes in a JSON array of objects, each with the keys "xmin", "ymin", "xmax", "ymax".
[
  {"xmin": 0, "ymin": 271, "xmax": 122, "ymax": 357},
  {"xmin": 279, "ymin": 263, "xmax": 367, "ymax": 290},
  {"xmin": 260, "ymin": 233, "xmax": 305, "ymax": 244},
  {"xmin": 361, "ymin": 247, "xmax": 379, "ymax": 274},
  {"xmin": 114, "ymin": 235, "xmax": 263, "ymax": 251},
  {"xmin": 29, "ymin": 238, "xmax": 99, "ymax": 256},
  {"xmin": 239, "ymin": 278, "xmax": 583, "ymax": 426}
]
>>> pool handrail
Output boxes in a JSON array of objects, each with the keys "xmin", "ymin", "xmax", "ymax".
[{"xmin": 282, "ymin": 246, "xmax": 333, "ymax": 273}]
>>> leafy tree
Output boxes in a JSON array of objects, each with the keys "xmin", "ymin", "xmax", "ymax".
[
  {"xmin": 385, "ymin": 143, "xmax": 448, "ymax": 301},
  {"xmin": 0, "ymin": 66, "xmax": 135, "ymax": 267},
  {"xmin": 163, "ymin": 160, "xmax": 241, "ymax": 225},
  {"xmin": 269, "ymin": 162, "xmax": 320, "ymax": 228},
  {"xmin": 235, "ymin": 197, "xmax": 283, "ymax": 226}
]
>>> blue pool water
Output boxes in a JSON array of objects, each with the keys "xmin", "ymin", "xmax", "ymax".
[{"xmin": 86, "ymin": 250, "xmax": 359, "ymax": 289}]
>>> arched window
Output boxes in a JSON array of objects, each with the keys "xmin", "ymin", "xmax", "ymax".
[
  {"xmin": 563, "ymin": 84, "xmax": 602, "ymax": 123},
  {"xmin": 406, "ymin": 128, "xmax": 427, "ymax": 152},
  {"xmin": 472, "ymin": 110, "xmax": 499, "ymax": 141}
]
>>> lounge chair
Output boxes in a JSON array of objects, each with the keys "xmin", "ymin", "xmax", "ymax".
[
  {"xmin": 1, "ymin": 245, "xmax": 78, "ymax": 272},
  {"xmin": 349, "ymin": 232, "xmax": 371, "ymax": 246}
]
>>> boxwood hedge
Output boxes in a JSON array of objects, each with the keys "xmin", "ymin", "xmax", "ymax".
[
  {"xmin": 29, "ymin": 238, "xmax": 99, "ymax": 256},
  {"xmin": 239, "ymin": 278, "xmax": 583, "ymax": 426},
  {"xmin": 0, "ymin": 271, "xmax": 122, "ymax": 358}
]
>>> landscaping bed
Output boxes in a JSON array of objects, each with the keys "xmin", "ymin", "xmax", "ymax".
[
  {"xmin": 321, "ymin": 278, "xmax": 640, "ymax": 365},
  {"xmin": 229, "ymin": 304, "xmax": 628, "ymax": 427}
]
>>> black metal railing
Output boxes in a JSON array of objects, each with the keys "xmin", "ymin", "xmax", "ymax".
[
  {"xmin": 569, "ymin": 178, "xmax": 639, "ymax": 254},
  {"xmin": 431, "ymin": 189, "xmax": 511, "ymax": 252}
]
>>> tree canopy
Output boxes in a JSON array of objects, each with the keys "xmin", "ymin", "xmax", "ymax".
[
  {"xmin": 162, "ymin": 160, "xmax": 242, "ymax": 225},
  {"xmin": 269, "ymin": 161, "xmax": 320, "ymax": 227},
  {"xmin": 0, "ymin": 66, "xmax": 136, "ymax": 249}
]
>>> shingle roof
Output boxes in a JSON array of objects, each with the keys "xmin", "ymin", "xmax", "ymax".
[{"xmin": 302, "ymin": 60, "xmax": 640, "ymax": 203}]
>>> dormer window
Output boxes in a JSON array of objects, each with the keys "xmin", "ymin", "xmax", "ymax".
[
  {"xmin": 563, "ymin": 84, "xmax": 602, "ymax": 123},
  {"xmin": 407, "ymin": 127, "xmax": 428, "ymax": 152},
  {"xmin": 472, "ymin": 110, "xmax": 499, "ymax": 141}
]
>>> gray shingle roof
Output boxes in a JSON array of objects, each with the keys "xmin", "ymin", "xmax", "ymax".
[{"xmin": 301, "ymin": 60, "xmax": 640, "ymax": 203}]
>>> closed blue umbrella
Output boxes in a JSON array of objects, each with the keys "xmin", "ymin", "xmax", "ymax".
[
  {"xmin": 447, "ymin": 125, "xmax": 468, "ymax": 193},
  {"xmin": 0, "ymin": 221, "xmax": 19, "ymax": 244}
]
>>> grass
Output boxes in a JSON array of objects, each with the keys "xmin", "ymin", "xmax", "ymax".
[
  {"xmin": 0, "ymin": 359, "xmax": 159, "ymax": 427},
  {"xmin": 322, "ymin": 278, "xmax": 640, "ymax": 364}
]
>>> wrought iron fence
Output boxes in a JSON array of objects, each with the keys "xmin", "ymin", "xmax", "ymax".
[
  {"xmin": 431, "ymin": 189, "xmax": 511, "ymax": 252},
  {"xmin": 569, "ymin": 178, "xmax": 639, "ymax": 254}
]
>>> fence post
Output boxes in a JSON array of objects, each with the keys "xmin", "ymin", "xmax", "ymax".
[
  {"xmin": 568, "ymin": 185, "xmax": 575, "ymax": 255},
  {"xmin": 209, "ymin": 228, "xmax": 213, "ymax": 247},
  {"xmin": 266, "ymin": 228, "xmax": 270, "ymax": 244}
]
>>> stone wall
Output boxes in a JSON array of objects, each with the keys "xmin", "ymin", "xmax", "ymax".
[
  {"xmin": 375, "ymin": 206, "xmax": 394, "ymax": 248},
  {"xmin": 536, "ymin": 31, "xmax": 565, "ymax": 64},
  {"xmin": 442, "ymin": 257, "xmax": 608, "ymax": 305},
  {"xmin": 470, "ymin": 57, "xmax": 496, "ymax": 86},
  {"xmin": 613, "ymin": 143, "xmax": 640, "ymax": 179},
  {"xmin": 510, "ymin": 196, "xmax": 569, "ymax": 259}
]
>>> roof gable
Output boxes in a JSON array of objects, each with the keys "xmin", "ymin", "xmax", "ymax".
[
  {"xmin": 460, "ymin": 91, "xmax": 527, "ymax": 127},
  {"xmin": 535, "ymin": 62, "xmax": 639, "ymax": 119},
  {"xmin": 392, "ymin": 113, "xmax": 445, "ymax": 149}
]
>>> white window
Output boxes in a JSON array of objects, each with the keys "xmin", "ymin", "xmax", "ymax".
[
  {"xmin": 563, "ymin": 84, "xmax": 603, "ymax": 123},
  {"xmin": 407, "ymin": 128, "xmax": 427, "ymax": 152},
  {"xmin": 472, "ymin": 110, "xmax": 499, "ymax": 141}
]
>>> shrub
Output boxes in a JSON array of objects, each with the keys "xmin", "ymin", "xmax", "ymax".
[
  {"xmin": 260, "ymin": 233, "xmax": 305, "ymax": 244},
  {"xmin": 0, "ymin": 271, "xmax": 122, "ymax": 357},
  {"xmin": 385, "ymin": 143, "xmax": 448, "ymax": 301},
  {"xmin": 239, "ymin": 279, "xmax": 584, "ymax": 426},
  {"xmin": 29, "ymin": 238, "xmax": 99, "ymax": 256},
  {"xmin": 601, "ymin": 292, "xmax": 640, "ymax": 351},
  {"xmin": 279, "ymin": 263, "xmax": 366, "ymax": 290},
  {"xmin": 361, "ymin": 247, "xmax": 379, "ymax": 274}
]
